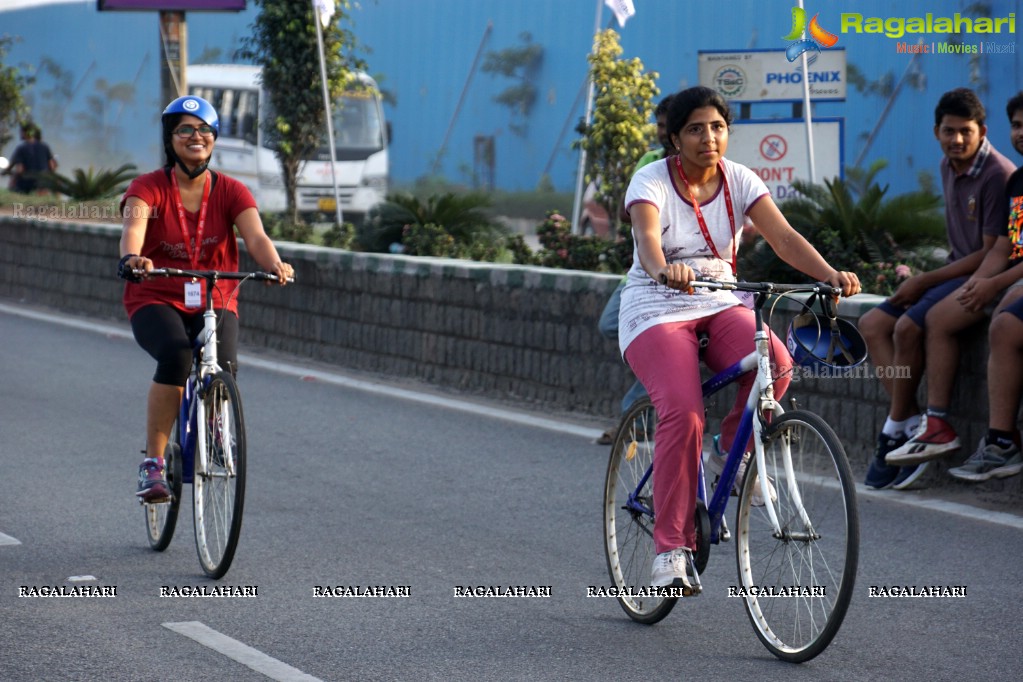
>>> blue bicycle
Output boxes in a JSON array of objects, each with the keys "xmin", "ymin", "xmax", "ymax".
[
  {"xmin": 142, "ymin": 268, "xmax": 286, "ymax": 579},
  {"xmin": 602, "ymin": 280, "xmax": 864, "ymax": 662}
]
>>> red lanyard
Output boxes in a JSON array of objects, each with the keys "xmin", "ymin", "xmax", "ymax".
[
  {"xmin": 170, "ymin": 170, "xmax": 211, "ymax": 269},
  {"xmin": 673, "ymin": 156, "xmax": 737, "ymax": 276}
]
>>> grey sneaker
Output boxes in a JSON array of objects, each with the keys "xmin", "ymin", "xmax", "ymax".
[
  {"xmin": 948, "ymin": 439, "xmax": 1023, "ymax": 482},
  {"xmin": 651, "ymin": 547, "xmax": 694, "ymax": 591}
]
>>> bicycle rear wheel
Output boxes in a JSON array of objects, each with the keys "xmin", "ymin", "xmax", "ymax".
[
  {"xmin": 193, "ymin": 372, "xmax": 246, "ymax": 579},
  {"xmin": 735, "ymin": 410, "xmax": 858, "ymax": 662},
  {"xmin": 602, "ymin": 399, "xmax": 678, "ymax": 624},
  {"xmin": 144, "ymin": 420, "xmax": 183, "ymax": 551}
]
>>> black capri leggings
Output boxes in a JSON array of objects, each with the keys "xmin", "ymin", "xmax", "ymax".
[{"xmin": 131, "ymin": 304, "xmax": 239, "ymax": 386}]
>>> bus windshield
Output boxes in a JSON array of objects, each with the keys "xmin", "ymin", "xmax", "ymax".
[{"xmin": 314, "ymin": 91, "xmax": 385, "ymax": 161}]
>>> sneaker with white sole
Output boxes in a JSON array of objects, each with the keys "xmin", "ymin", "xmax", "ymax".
[
  {"xmin": 651, "ymin": 547, "xmax": 695, "ymax": 592},
  {"xmin": 948, "ymin": 439, "xmax": 1023, "ymax": 482},
  {"xmin": 864, "ymin": 433, "xmax": 909, "ymax": 489},
  {"xmin": 136, "ymin": 458, "xmax": 170, "ymax": 504},
  {"xmin": 705, "ymin": 435, "xmax": 776, "ymax": 506},
  {"xmin": 892, "ymin": 461, "xmax": 931, "ymax": 490},
  {"xmin": 885, "ymin": 415, "xmax": 961, "ymax": 466}
]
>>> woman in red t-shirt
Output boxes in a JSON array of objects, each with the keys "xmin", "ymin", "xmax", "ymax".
[{"xmin": 118, "ymin": 95, "xmax": 293, "ymax": 503}]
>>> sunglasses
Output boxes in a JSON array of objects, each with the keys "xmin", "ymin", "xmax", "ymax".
[{"xmin": 173, "ymin": 124, "xmax": 215, "ymax": 138}]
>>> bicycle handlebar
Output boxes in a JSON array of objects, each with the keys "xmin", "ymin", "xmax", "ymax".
[
  {"xmin": 132, "ymin": 267, "xmax": 294, "ymax": 284},
  {"xmin": 686, "ymin": 278, "xmax": 841, "ymax": 298},
  {"xmin": 656, "ymin": 275, "xmax": 841, "ymax": 298}
]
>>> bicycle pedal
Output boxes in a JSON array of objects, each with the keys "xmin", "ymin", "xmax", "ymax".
[{"xmin": 680, "ymin": 579, "xmax": 703, "ymax": 597}]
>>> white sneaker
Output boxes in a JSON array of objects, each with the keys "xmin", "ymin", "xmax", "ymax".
[
  {"xmin": 651, "ymin": 548, "xmax": 694, "ymax": 589},
  {"xmin": 705, "ymin": 436, "xmax": 776, "ymax": 506}
]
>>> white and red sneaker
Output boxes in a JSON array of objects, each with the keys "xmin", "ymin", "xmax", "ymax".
[{"xmin": 885, "ymin": 415, "xmax": 961, "ymax": 466}]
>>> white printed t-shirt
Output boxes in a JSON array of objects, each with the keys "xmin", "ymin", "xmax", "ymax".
[{"xmin": 618, "ymin": 156, "xmax": 770, "ymax": 356}]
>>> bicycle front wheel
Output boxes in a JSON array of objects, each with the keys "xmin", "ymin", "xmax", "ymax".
[
  {"xmin": 735, "ymin": 410, "xmax": 858, "ymax": 662},
  {"xmin": 193, "ymin": 372, "xmax": 246, "ymax": 579},
  {"xmin": 144, "ymin": 420, "xmax": 183, "ymax": 551},
  {"xmin": 602, "ymin": 399, "xmax": 677, "ymax": 624}
]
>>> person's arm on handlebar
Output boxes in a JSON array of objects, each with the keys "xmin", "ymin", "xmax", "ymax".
[
  {"xmin": 118, "ymin": 196, "xmax": 154, "ymax": 281},
  {"xmin": 235, "ymin": 207, "xmax": 293, "ymax": 285},
  {"xmin": 748, "ymin": 197, "xmax": 860, "ymax": 298},
  {"xmin": 631, "ymin": 202, "xmax": 695, "ymax": 292}
]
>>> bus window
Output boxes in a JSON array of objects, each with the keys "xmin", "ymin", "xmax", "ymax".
[
  {"xmin": 219, "ymin": 89, "xmax": 236, "ymax": 138},
  {"xmin": 331, "ymin": 94, "xmax": 382, "ymax": 150},
  {"xmin": 236, "ymin": 90, "xmax": 258, "ymax": 146}
]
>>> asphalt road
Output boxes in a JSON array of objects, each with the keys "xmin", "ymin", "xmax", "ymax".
[{"xmin": 1, "ymin": 304, "xmax": 1021, "ymax": 681}]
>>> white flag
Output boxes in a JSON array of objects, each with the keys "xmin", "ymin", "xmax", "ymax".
[
  {"xmin": 604, "ymin": 0, "xmax": 636, "ymax": 28},
  {"xmin": 312, "ymin": 0, "xmax": 335, "ymax": 29}
]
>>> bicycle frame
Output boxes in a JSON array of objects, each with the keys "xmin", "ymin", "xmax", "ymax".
[
  {"xmin": 137, "ymin": 268, "xmax": 279, "ymax": 484},
  {"xmin": 139, "ymin": 266, "xmax": 288, "ymax": 577},
  {"xmin": 626, "ymin": 281, "xmax": 836, "ymax": 545},
  {"xmin": 175, "ymin": 278, "xmax": 227, "ymax": 485},
  {"xmin": 699, "ymin": 334, "xmax": 783, "ymax": 543},
  {"xmin": 605, "ymin": 279, "xmax": 859, "ymax": 659}
]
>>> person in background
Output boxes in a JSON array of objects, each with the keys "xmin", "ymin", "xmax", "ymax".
[
  {"xmin": 941, "ymin": 92, "xmax": 1023, "ymax": 482},
  {"xmin": 596, "ymin": 94, "xmax": 676, "ymax": 445},
  {"xmin": 9, "ymin": 123, "xmax": 57, "ymax": 194},
  {"xmin": 860, "ymin": 88, "xmax": 1015, "ymax": 490}
]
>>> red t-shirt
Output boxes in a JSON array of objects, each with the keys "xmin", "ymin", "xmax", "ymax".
[{"xmin": 121, "ymin": 168, "xmax": 258, "ymax": 318}]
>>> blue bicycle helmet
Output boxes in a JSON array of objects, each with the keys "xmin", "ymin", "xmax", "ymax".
[
  {"xmin": 162, "ymin": 96, "xmax": 219, "ymax": 139},
  {"xmin": 786, "ymin": 311, "xmax": 868, "ymax": 371},
  {"xmin": 161, "ymin": 96, "xmax": 219, "ymax": 179}
]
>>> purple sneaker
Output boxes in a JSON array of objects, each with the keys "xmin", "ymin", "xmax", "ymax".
[{"xmin": 136, "ymin": 458, "xmax": 171, "ymax": 503}]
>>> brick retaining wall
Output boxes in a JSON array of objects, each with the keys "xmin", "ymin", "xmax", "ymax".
[{"xmin": 2, "ymin": 217, "xmax": 1019, "ymax": 501}]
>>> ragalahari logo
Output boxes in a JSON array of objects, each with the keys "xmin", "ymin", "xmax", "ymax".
[{"xmin": 782, "ymin": 6, "xmax": 839, "ymax": 62}]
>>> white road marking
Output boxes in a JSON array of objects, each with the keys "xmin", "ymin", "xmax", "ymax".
[
  {"xmin": 250, "ymin": 357, "xmax": 601, "ymax": 439},
  {"xmin": 0, "ymin": 531, "xmax": 22, "ymax": 546},
  {"xmin": 4, "ymin": 303, "xmax": 1022, "ymax": 530},
  {"xmin": 856, "ymin": 484, "xmax": 1023, "ymax": 530},
  {"xmin": 163, "ymin": 621, "xmax": 322, "ymax": 682}
]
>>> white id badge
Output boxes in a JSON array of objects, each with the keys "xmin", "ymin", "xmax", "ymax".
[
  {"xmin": 734, "ymin": 290, "xmax": 755, "ymax": 309},
  {"xmin": 184, "ymin": 281, "xmax": 202, "ymax": 309}
]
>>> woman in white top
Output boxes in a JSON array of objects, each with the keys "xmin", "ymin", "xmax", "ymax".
[{"xmin": 620, "ymin": 86, "xmax": 860, "ymax": 591}]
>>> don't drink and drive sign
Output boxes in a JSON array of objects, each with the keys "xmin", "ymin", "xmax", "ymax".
[{"xmin": 726, "ymin": 119, "xmax": 844, "ymax": 200}]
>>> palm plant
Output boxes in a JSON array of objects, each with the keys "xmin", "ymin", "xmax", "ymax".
[
  {"xmin": 43, "ymin": 163, "xmax": 137, "ymax": 200},
  {"xmin": 358, "ymin": 191, "xmax": 508, "ymax": 255},
  {"xmin": 738, "ymin": 160, "xmax": 946, "ymax": 293}
]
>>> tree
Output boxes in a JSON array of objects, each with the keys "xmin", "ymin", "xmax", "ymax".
[
  {"xmin": 238, "ymin": 0, "xmax": 366, "ymax": 223},
  {"xmin": 0, "ymin": 35, "xmax": 31, "ymax": 154},
  {"xmin": 738, "ymin": 160, "xmax": 946, "ymax": 295},
  {"xmin": 482, "ymin": 32, "xmax": 543, "ymax": 137},
  {"xmin": 574, "ymin": 29, "xmax": 659, "ymax": 235}
]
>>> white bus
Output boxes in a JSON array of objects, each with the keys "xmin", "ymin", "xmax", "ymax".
[{"xmin": 187, "ymin": 63, "xmax": 389, "ymax": 223}]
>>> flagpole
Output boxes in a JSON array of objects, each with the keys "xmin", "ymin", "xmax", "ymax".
[
  {"xmin": 570, "ymin": 0, "xmax": 604, "ymax": 235},
  {"xmin": 798, "ymin": 0, "xmax": 816, "ymax": 183},
  {"xmin": 313, "ymin": 0, "xmax": 343, "ymax": 226}
]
